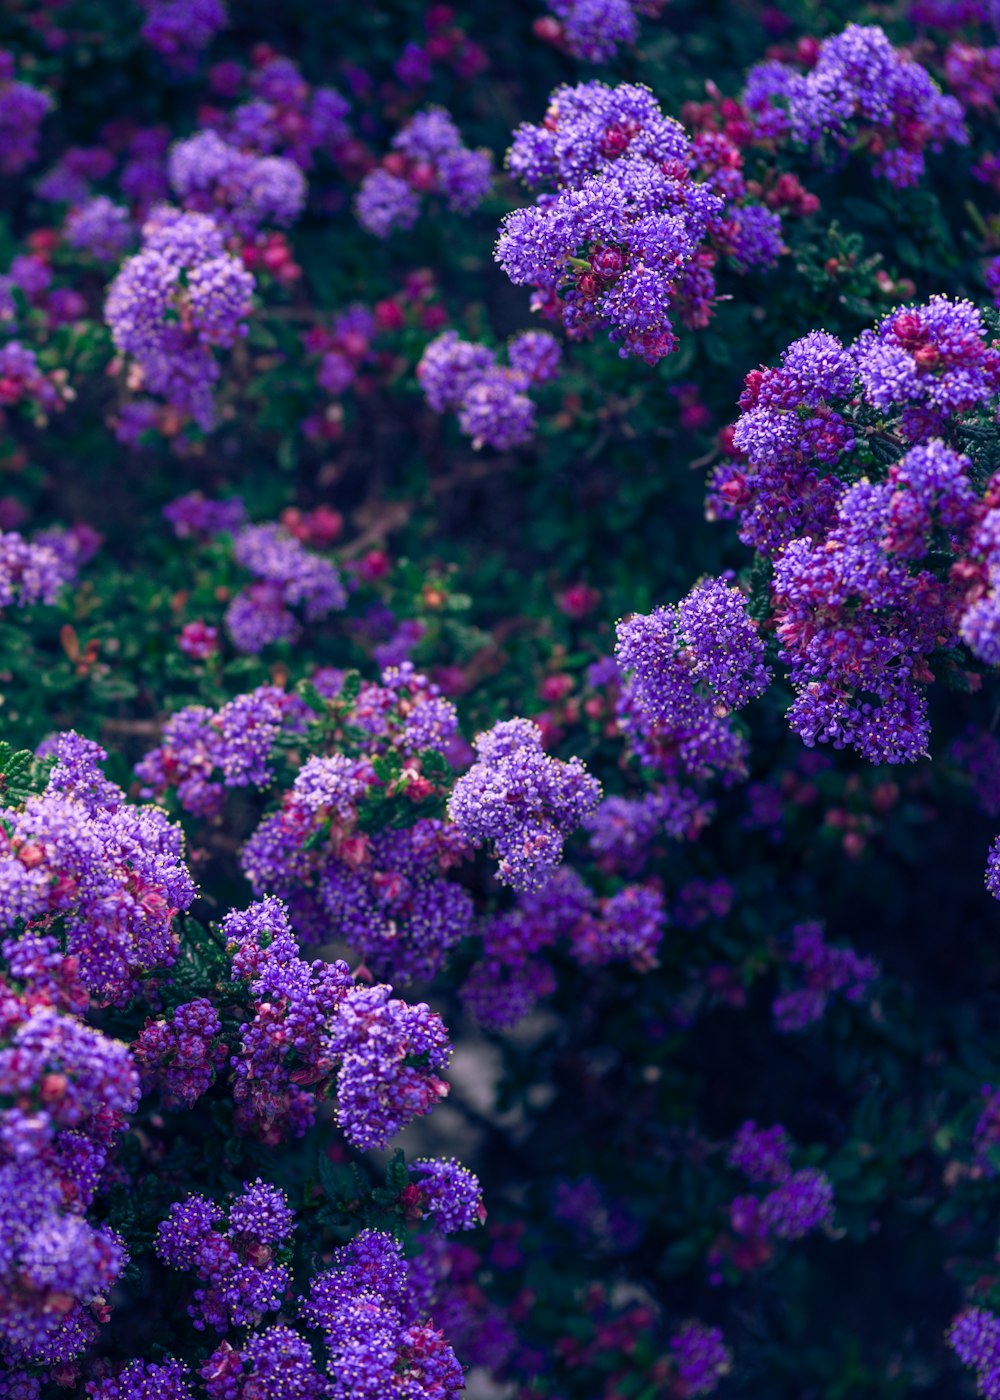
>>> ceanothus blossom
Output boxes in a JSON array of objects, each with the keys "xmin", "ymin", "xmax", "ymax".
[
  {"xmin": 448, "ymin": 718, "xmax": 601, "ymax": 891},
  {"xmin": 105, "ymin": 208, "xmax": 254, "ymax": 430}
]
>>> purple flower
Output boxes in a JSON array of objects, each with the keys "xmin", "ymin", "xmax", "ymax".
[
  {"xmin": 408, "ymin": 1158, "xmax": 485, "ymax": 1232},
  {"xmin": 105, "ymin": 209, "xmax": 254, "ymax": 430},
  {"xmin": 760, "ymin": 1167, "xmax": 834, "ymax": 1239},
  {"xmin": 325, "ymin": 984, "xmax": 452, "ymax": 1150},
  {"xmin": 743, "ymin": 23, "xmax": 967, "ymax": 187},
  {"xmin": 139, "ymin": 0, "xmax": 228, "ymax": 70},
  {"xmin": 669, "ymin": 1321, "xmax": 732, "ymax": 1396},
  {"xmin": 728, "ymin": 1121, "xmax": 793, "ymax": 1185},
  {"xmin": 86, "ymin": 1360, "xmax": 194, "ymax": 1399},
  {"xmin": 155, "ymin": 1180, "xmax": 294, "ymax": 1333},
  {"xmin": 448, "ymin": 718, "xmax": 601, "ymax": 891},
  {"xmin": 65, "ymin": 197, "xmax": 134, "ymax": 261},
  {"xmin": 948, "ymin": 1307, "xmax": 1000, "ymax": 1399},
  {"xmin": 0, "ymin": 58, "xmax": 51, "ymax": 174}
]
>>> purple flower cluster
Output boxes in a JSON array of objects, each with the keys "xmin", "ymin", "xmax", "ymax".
[
  {"xmin": 155, "ymin": 1179, "xmax": 294, "ymax": 1333},
  {"xmin": 0, "ymin": 52, "xmax": 51, "ymax": 175},
  {"xmin": 168, "ymin": 130, "xmax": 307, "ymax": 236},
  {"xmin": 209, "ymin": 53, "xmax": 352, "ymax": 169},
  {"xmin": 742, "ymin": 23, "xmax": 967, "ymax": 187},
  {"xmin": 136, "ymin": 685, "xmax": 295, "ymax": 817},
  {"xmin": 668, "ymin": 1322, "xmax": 732, "ymax": 1397},
  {"xmin": 496, "ymin": 81, "xmax": 783, "ymax": 362},
  {"xmin": 718, "ymin": 300, "xmax": 1000, "ymax": 766},
  {"xmin": 615, "ymin": 577, "xmax": 769, "ymax": 791},
  {"xmin": 407, "ymin": 1158, "xmax": 485, "ymax": 1233},
  {"xmin": 132, "ymin": 998, "xmax": 228, "ymax": 1109},
  {"xmin": 0, "ymin": 972, "xmax": 139, "ymax": 1368},
  {"xmin": 0, "ymin": 531, "xmax": 75, "ymax": 608},
  {"xmin": 105, "ymin": 207, "xmax": 255, "ymax": 430},
  {"xmin": 64, "ymin": 197, "xmax": 134, "ymax": 262},
  {"xmin": 223, "ymin": 896, "xmax": 348, "ymax": 1137},
  {"xmin": 727, "ymin": 1122, "xmax": 835, "ymax": 1249},
  {"xmin": 462, "ymin": 868, "xmax": 666, "ymax": 1027},
  {"xmin": 200, "ymin": 1327, "xmax": 325, "ymax": 1399},
  {"xmin": 86, "ymin": 1359, "xmax": 194, "ymax": 1399},
  {"xmin": 301, "ymin": 1230, "xmax": 464, "ymax": 1399},
  {"xmin": 225, "ymin": 523, "xmax": 346, "ymax": 652},
  {"xmin": 448, "ymin": 718, "xmax": 601, "ymax": 891},
  {"xmin": 325, "ymin": 983, "xmax": 452, "ymax": 1150},
  {"xmin": 139, "ymin": 0, "xmax": 228, "ymax": 71},
  {"xmin": 356, "ymin": 106, "xmax": 492, "ymax": 238},
  {"xmin": 585, "ymin": 784, "xmax": 715, "ymax": 871},
  {"xmin": 948, "ymin": 1307, "xmax": 1000, "ymax": 1399},
  {"xmin": 418, "ymin": 328, "xmax": 561, "ymax": 450},
  {"xmin": 0, "ymin": 342, "xmax": 66, "ymax": 422},
  {"xmin": 163, "ymin": 490, "xmax": 246, "ymax": 539},
  {"xmin": 540, "ymin": 0, "xmax": 665, "ymax": 63},
  {"xmin": 1, "ymin": 731, "xmax": 195, "ymax": 1005},
  {"xmin": 772, "ymin": 921, "xmax": 881, "ymax": 1031}
]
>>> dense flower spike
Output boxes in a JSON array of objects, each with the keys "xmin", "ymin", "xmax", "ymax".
[
  {"xmin": 86, "ymin": 1359, "xmax": 194, "ymax": 1399},
  {"xmin": 155, "ymin": 1180, "xmax": 294, "ymax": 1332},
  {"xmin": 325, "ymin": 983, "xmax": 452, "ymax": 1149},
  {"xmin": 139, "ymin": 0, "xmax": 228, "ymax": 70},
  {"xmin": 105, "ymin": 208, "xmax": 254, "ymax": 430},
  {"xmin": 1, "ymin": 732, "xmax": 195, "ymax": 1004},
  {"xmin": 168, "ymin": 131, "xmax": 307, "ymax": 235},
  {"xmin": 0, "ymin": 53, "xmax": 51, "ymax": 175},
  {"xmin": 407, "ymin": 1158, "xmax": 486, "ymax": 1233},
  {"xmin": 742, "ymin": 24, "xmax": 967, "ymax": 186},
  {"xmin": 418, "ymin": 329, "xmax": 561, "ymax": 449},
  {"xmin": 356, "ymin": 106, "xmax": 491, "ymax": 237},
  {"xmin": 225, "ymin": 523, "xmax": 346, "ymax": 652},
  {"xmin": 668, "ymin": 1322, "xmax": 732, "ymax": 1396},
  {"xmin": 497, "ymin": 81, "xmax": 783, "ymax": 362},
  {"xmin": 721, "ymin": 300, "xmax": 1000, "ymax": 763},
  {"xmin": 772, "ymin": 921, "xmax": 880, "ymax": 1030},
  {"xmin": 538, "ymin": 0, "xmax": 665, "ymax": 63},
  {"xmin": 224, "ymin": 897, "xmax": 353, "ymax": 1141},
  {"xmin": 136, "ymin": 685, "xmax": 294, "ymax": 817},
  {"xmin": 448, "ymin": 718, "xmax": 601, "ymax": 891}
]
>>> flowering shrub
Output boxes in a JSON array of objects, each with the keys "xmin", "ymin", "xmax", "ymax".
[{"xmin": 5, "ymin": 2, "xmax": 1000, "ymax": 1398}]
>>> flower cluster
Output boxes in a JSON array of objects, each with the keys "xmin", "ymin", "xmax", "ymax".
[
  {"xmin": 614, "ymin": 576, "xmax": 769, "ymax": 804},
  {"xmin": 135, "ymin": 685, "xmax": 296, "ymax": 818},
  {"xmin": 205, "ymin": 50, "xmax": 351, "ymax": 169},
  {"xmin": 0, "ymin": 934, "xmax": 138, "ymax": 1370},
  {"xmin": 300, "ymin": 1230, "xmax": 464, "ymax": 1398},
  {"xmin": 105, "ymin": 207, "xmax": 255, "ymax": 430},
  {"xmin": 448, "ymin": 718, "xmax": 601, "ymax": 891},
  {"xmin": 496, "ymin": 81, "xmax": 784, "ymax": 362},
  {"xmin": 417, "ymin": 328, "xmax": 562, "ymax": 450},
  {"xmin": 722, "ymin": 1122, "xmax": 835, "ymax": 1271},
  {"xmin": 742, "ymin": 24, "xmax": 967, "ymax": 187},
  {"xmin": 536, "ymin": 0, "xmax": 666, "ymax": 63},
  {"xmin": 225, "ymin": 523, "xmax": 347, "ymax": 652},
  {"xmin": 405, "ymin": 1158, "xmax": 485, "ymax": 1233},
  {"xmin": 772, "ymin": 921, "xmax": 881, "ymax": 1031},
  {"xmin": 324, "ymin": 983, "xmax": 453, "ymax": 1150},
  {"xmin": 167, "ymin": 130, "xmax": 307, "ymax": 236},
  {"xmin": 715, "ymin": 301, "xmax": 1000, "ymax": 765},
  {"xmin": 139, "ymin": 0, "xmax": 228, "ymax": 71},
  {"xmin": 132, "ymin": 998, "xmax": 228, "ymax": 1108},
  {"xmin": 1, "ymin": 731, "xmax": 195, "ymax": 1006},
  {"xmin": 356, "ymin": 106, "xmax": 492, "ymax": 238},
  {"xmin": 461, "ymin": 868, "xmax": 666, "ymax": 1028},
  {"xmin": 0, "ymin": 52, "xmax": 51, "ymax": 175},
  {"xmin": 155, "ymin": 1180, "xmax": 294, "ymax": 1333},
  {"xmin": 947, "ymin": 1307, "xmax": 1000, "ymax": 1399}
]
